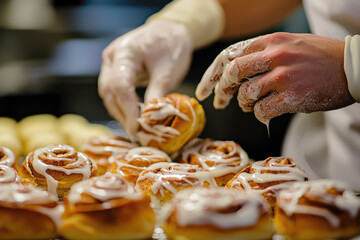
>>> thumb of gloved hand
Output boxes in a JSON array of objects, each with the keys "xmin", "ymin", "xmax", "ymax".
[
  {"xmin": 143, "ymin": 20, "xmax": 193, "ymax": 101},
  {"xmin": 99, "ymin": 20, "xmax": 193, "ymax": 139}
]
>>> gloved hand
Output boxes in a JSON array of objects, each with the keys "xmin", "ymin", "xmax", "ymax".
[
  {"xmin": 196, "ymin": 32, "xmax": 355, "ymax": 124},
  {"xmin": 98, "ymin": 20, "xmax": 193, "ymax": 139}
]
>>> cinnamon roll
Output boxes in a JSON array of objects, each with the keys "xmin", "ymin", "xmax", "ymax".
[
  {"xmin": 60, "ymin": 173, "xmax": 155, "ymax": 240},
  {"xmin": 275, "ymin": 179, "xmax": 360, "ymax": 240},
  {"xmin": 109, "ymin": 146, "xmax": 171, "ymax": 184},
  {"xmin": 0, "ymin": 165, "xmax": 21, "ymax": 184},
  {"xmin": 179, "ymin": 138, "xmax": 250, "ymax": 186},
  {"xmin": 161, "ymin": 187, "xmax": 274, "ymax": 240},
  {"xmin": 18, "ymin": 144, "xmax": 98, "ymax": 199},
  {"xmin": 226, "ymin": 157, "xmax": 308, "ymax": 210},
  {"xmin": 137, "ymin": 93, "xmax": 206, "ymax": 154},
  {"xmin": 0, "ymin": 183, "xmax": 64, "ymax": 239},
  {"xmin": 82, "ymin": 136, "xmax": 138, "ymax": 175},
  {"xmin": 0, "ymin": 145, "xmax": 16, "ymax": 167},
  {"xmin": 136, "ymin": 162, "xmax": 217, "ymax": 208}
]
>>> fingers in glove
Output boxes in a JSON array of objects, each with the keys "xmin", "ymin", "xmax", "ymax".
[
  {"xmin": 213, "ymin": 51, "xmax": 271, "ymax": 108},
  {"xmin": 196, "ymin": 36, "xmax": 265, "ymax": 101}
]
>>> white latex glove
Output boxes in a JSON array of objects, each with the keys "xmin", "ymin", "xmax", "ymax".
[
  {"xmin": 196, "ymin": 33, "xmax": 355, "ymax": 124},
  {"xmin": 98, "ymin": 20, "xmax": 193, "ymax": 139}
]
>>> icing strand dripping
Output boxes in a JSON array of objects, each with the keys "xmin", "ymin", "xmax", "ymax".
[
  {"xmin": 30, "ymin": 145, "xmax": 92, "ymax": 199},
  {"xmin": 0, "ymin": 183, "xmax": 63, "ymax": 227},
  {"xmin": 230, "ymin": 157, "xmax": 308, "ymax": 193},
  {"xmin": 277, "ymin": 180, "xmax": 360, "ymax": 227}
]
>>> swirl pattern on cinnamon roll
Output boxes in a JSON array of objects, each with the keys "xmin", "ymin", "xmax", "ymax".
[
  {"xmin": 275, "ymin": 179, "xmax": 360, "ymax": 240},
  {"xmin": 18, "ymin": 144, "xmax": 98, "ymax": 199},
  {"xmin": 0, "ymin": 183, "xmax": 64, "ymax": 239},
  {"xmin": 226, "ymin": 157, "xmax": 308, "ymax": 209},
  {"xmin": 137, "ymin": 93, "xmax": 206, "ymax": 154},
  {"xmin": 81, "ymin": 136, "xmax": 138, "ymax": 175},
  {"xmin": 136, "ymin": 162, "xmax": 217, "ymax": 209},
  {"xmin": 0, "ymin": 165, "xmax": 21, "ymax": 184},
  {"xmin": 61, "ymin": 173, "xmax": 155, "ymax": 240},
  {"xmin": 110, "ymin": 146, "xmax": 171, "ymax": 184},
  {"xmin": 161, "ymin": 187, "xmax": 274, "ymax": 240},
  {"xmin": 179, "ymin": 138, "xmax": 250, "ymax": 186},
  {"xmin": 0, "ymin": 145, "xmax": 16, "ymax": 167}
]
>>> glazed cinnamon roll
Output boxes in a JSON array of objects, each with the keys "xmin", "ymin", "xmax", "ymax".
[
  {"xmin": 0, "ymin": 165, "xmax": 21, "ymax": 184},
  {"xmin": 18, "ymin": 144, "xmax": 98, "ymax": 199},
  {"xmin": 0, "ymin": 145, "xmax": 16, "ymax": 167},
  {"xmin": 275, "ymin": 179, "xmax": 360, "ymax": 240},
  {"xmin": 81, "ymin": 136, "xmax": 138, "ymax": 175},
  {"xmin": 109, "ymin": 146, "xmax": 171, "ymax": 184},
  {"xmin": 137, "ymin": 93, "xmax": 206, "ymax": 154},
  {"xmin": 136, "ymin": 162, "xmax": 217, "ymax": 209},
  {"xmin": 179, "ymin": 138, "xmax": 250, "ymax": 186},
  {"xmin": 161, "ymin": 187, "xmax": 274, "ymax": 240},
  {"xmin": 0, "ymin": 183, "xmax": 64, "ymax": 239},
  {"xmin": 226, "ymin": 157, "xmax": 308, "ymax": 210},
  {"xmin": 60, "ymin": 173, "xmax": 155, "ymax": 240}
]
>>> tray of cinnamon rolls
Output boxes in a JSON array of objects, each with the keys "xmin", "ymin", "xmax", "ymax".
[{"xmin": 0, "ymin": 93, "xmax": 359, "ymax": 240}]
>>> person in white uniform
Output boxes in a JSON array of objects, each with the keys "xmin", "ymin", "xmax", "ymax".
[{"xmin": 98, "ymin": 0, "xmax": 360, "ymax": 190}]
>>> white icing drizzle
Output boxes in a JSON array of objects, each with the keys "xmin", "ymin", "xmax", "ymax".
[
  {"xmin": 81, "ymin": 137, "xmax": 137, "ymax": 163},
  {"xmin": 0, "ymin": 145, "xmax": 15, "ymax": 166},
  {"xmin": 164, "ymin": 187, "xmax": 269, "ymax": 228},
  {"xmin": 112, "ymin": 147, "xmax": 171, "ymax": 175},
  {"xmin": 67, "ymin": 173, "xmax": 142, "ymax": 206},
  {"xmin": 137, "ymin": 96, "xmax": 195, "ymax": 145},
  {"xmin": 28, "ymin": 145, "xmax": 93, "ymax": 199},
  {"xmin": 37, "ymin": 204, "xmax": 65, "ymax": 228},
  {"xmin": 0, "ymin": 183, "xmax": 63, "ymax": 226},
  {"xmin": 136, "ymin": 162, "xmax": 217, "ymax": 211},
  {"xmin": 229, "ymin": 157, "xmax": 308, "ymax": 194},
  {"xmin": 124, "ymin": 147, "xmax": 171, "ymax": 163},
  {"xmin": 0, "ymin": 165, "xmax": 21, "ymax": 184},
  {"xmin": 181, "ymin": 139, "xmax": 250, "ymax": 178},
  {"xmin": 277, "ymin": 180, "xmax": 360, "ymax": 227}
]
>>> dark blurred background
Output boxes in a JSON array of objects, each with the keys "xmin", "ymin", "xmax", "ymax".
[{"xmin": 0, "ymin": 0, "xmax": 310, "ymax": 160}]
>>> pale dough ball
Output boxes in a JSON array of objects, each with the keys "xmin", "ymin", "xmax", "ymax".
[
  {"xmin": 58, "ymin": 114, "xmax": 89, "ymax": 143},
  {"xmin": 18, "ymin": 114, "xmax": 58, "ymax": 141},
  {"xmin": 0, "ymin": 117, "xmax": 18, "ymax": 134},
  {"xmin": 0, "ymin": 132, "xmax": 22, "ymax": 157},
  {"xmin": 68, "ymin": 123, "xmax": 113, "ymax": 150},
  {"xmin": 24, "ymin": 131, "xmax": 66, "ymax": 156}
]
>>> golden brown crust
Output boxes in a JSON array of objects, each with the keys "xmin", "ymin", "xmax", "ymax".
[
  {"xmin": 274, "ymin": 180, "xmax": 360, "ymax": 240},
  {"xmin": 162, "ymin": 188, "xmax": 274, "ymax": 240},
  {"xmin": 60, "ymin": 173, "xmax": 155, "ymax": 240},
  {"xmin": 18, "ymin": 145, "xmax": 98, "ymax": 199},
  {"xmin": 109, "ymin": 147, "xmax": 171, "ymax": 184},
  {"xmin": 82, "ymin": 136, "xmax": 138, "ymax": 175},
  {"xmin": 226, "ymin": 157, "xmax": 308, "ymax": 210},
  {"xmin": 137, "ymin": 93, "xmax": 206, "ymax": 154},
  {"xmin": 0, "ymin": 206, "xmax": 58, "ymax": 239},
  {"xmin": 0, "ymin": 183, "xmax": 61, "ymax": 240},
  {"xmin": 136, "ymin": 162, "xmax": 216, "ymax": 205}
]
